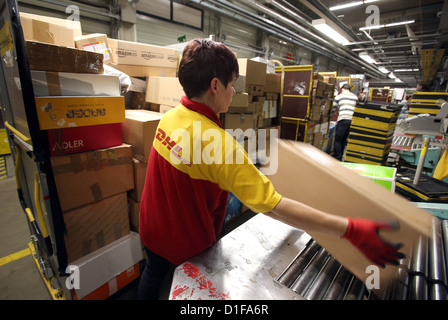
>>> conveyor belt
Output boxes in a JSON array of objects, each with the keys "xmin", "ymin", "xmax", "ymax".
[
  {"xmin": 276, "ymin": 217, "xmax": 448, "ymax": 300},
  {"xmin": 169, "ymin": 214, "xmax": 448, "ymax": 300}
]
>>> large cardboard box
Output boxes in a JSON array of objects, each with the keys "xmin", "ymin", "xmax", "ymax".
[
  {"xmin": 238, "ymin": 59, "xmax": 267, "ymax": 86},
  {"xmin": 264, "ymin": 73, "xmax": 281, "ymax": 93},
  {"xmin": 74, "ymin": 33, "xmax": 113, "ymax": 63},
  {"xmin": 122, "ymin": 110, "xmax": 163, "ymax": 162},
  {"xmin": 107, "ymin": 38, "xmax": 179, "ymax": 68},
  {"xmin": 63, "ymin": 192, "xmax": 131, "ymax": 263},
  {"xmin": 26, "ymin": 41, "xmax": 103, "ymax": 74},
  {"xmin": 20, "ymin": 12, "xmax": 82, "ymax": 48},
  {"xmin": 223, "ymin": 113, "xmax": 256, "ymax": 135},
  {"xmin": 108, "ymin": 64, "xmax": 177, "ymax": 78},
  {"xmin": 31, "ymin": 71, "xmax": 120, "ymax": 97},
  {"xmin": 47, "ymin": 123, "xmax": 122, "ymax": 156},
  {"xmin": 67, "ymin": 231, "xmax": 142, "ymax": 299},
  {"xmin": 267, "ymin": 140, "xmax": 433, "ymax": 296},
  {"xmin": 51, "ymin": 144, "xmax": 134, "ymax": 212},
  {"xmin": 146, "ymin": 76, "xmax": 184, "ymax": 107},
  {"xmin": 34, "ymin": 96, "xmax": 125, "ymax": 130}
]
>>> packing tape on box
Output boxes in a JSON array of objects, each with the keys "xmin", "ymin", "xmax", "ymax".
[
  {"xmin": 32, "ymin": 20, "xmax": 54, "ymax": 44},
  {"xmin": 45, "ymin": 72, "xmax": 62, "ymax": 96},
  {"xmin": 52, "ymin": 153, "xmax": 132, "ymax": 175},
  {"xmin": 89, "ymin": 183, "xmax": 103, "ymax": 202}
]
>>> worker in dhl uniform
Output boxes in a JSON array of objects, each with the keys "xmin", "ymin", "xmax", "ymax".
[{"xmin": 137, "ymin": 38, "xmax": 404, "ymax": 300}]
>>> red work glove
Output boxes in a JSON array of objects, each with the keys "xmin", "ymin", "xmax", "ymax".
[{"xmin": 342, "ymin": 217, "xmax": 405, "ymax": 268}]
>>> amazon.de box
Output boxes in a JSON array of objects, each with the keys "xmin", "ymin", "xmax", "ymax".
[
  {"xmin": 51, "ymin": 144, "xmax": 134, "ymax": 212},
  {"xmin": 267, "ymin": 140, "xmax": 433, "ymax": 297}
]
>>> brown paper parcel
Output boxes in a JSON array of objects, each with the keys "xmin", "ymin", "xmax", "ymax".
[{"xmin": 267, "ymin": 140, "xmax": 433, "ymax": 295}]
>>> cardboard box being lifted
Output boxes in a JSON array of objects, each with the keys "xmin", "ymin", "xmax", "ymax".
[{"xmin": 267, "ymin": 140, "xmax": 433, "ymax": 296}]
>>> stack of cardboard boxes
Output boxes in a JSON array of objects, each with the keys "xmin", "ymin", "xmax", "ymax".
[
  {"xmin": 305, "ymin": 73, "xmax": 336, "ymax": 150},
  {"xmin": 21, "ymin": 12, "xmax": 178, "ymax": 300},
  {"xmin": 223, "ymin": 58, "xmax": 281, "ymax": 158}
]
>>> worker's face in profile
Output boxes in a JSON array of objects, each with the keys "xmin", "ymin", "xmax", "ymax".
[{"xmin": 216, "ymin": 75, "xmax": 237, "ymax": 114}]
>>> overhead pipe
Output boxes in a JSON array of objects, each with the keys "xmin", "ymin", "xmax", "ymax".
[
  {"xmin": 221, "ymin": 0, "xmax": 386, "ymax": 78},
  {"xmin": 192, "ymin": 0, "xmax": 385, "ymax": 77}
]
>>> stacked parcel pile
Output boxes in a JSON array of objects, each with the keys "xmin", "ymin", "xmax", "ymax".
[
  {"xmin": 345, "ymin": 101, "xmax": 401, "ymax": 165},
  {"xmin": 22, "ymin": 12, "xmax": 145, "ymax": 300},
  {"xmin": 409, "ymin": 92, "xmax": 448, "ymax": 117}
]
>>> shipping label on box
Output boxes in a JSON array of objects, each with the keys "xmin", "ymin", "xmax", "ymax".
[
  {"xmin": 35, "ymin": 96, "xmax": 125, "ymax": 130},
  {"xmin": 75, "ymin": 33, "xmax": 113, "ymax": 62},
  {"xmin": 51, "ymin": 144, "xmax": 134, "ymax": 212}
]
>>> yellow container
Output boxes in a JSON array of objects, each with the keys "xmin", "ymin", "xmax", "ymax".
[
  {"xmin": 0, "ymin": 129, "xmax": 10, "ymax": 155},
  {"xmin": 35, "ymin": 96, "xmax": 125, "ymax": 130}
]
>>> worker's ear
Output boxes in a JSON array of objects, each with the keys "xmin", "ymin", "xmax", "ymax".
[{"xmin": 210, "ymin": 78, "xmax": 219, "ymax": 94}]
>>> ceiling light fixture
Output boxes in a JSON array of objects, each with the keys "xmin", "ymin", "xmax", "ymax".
[
  {"xmin": 311, "ymin": 19, "xmax": 351, "ymax": 45},
  {"xmin": 394, "ymin": 68, "xmax": 419, "ymax": 72},
  {"xmin": 329, "ymin": 0, "xmax": 380, "ymax": 11},
  {"xmin": 388, "ymin": 72, "xmax": 396, "ymax": 79},
  {"xmin": 359, "ymin": 52, "xmax": 378, "ymax": 64},
  {"xmin": 378, "ymin": 66, "xmax": 389, "ymax": 73},
  {"xmin": 359, "ymin": 20, "xmax": 415, "ymax": 31}
]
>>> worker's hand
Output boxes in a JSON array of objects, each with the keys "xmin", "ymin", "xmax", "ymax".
[{"xmin": 342, "ymin": 217, "xmax": 405, "ymax": 268}]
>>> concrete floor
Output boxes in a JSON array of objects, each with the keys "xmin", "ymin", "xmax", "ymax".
[{"xmin": 0, "ymin": 155, "xmax": 51, "ymax": 299}]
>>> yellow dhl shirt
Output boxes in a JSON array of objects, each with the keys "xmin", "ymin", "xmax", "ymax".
[{"xmin": 139, "ymin": 96, "xmax": 281, "ymax": 264}]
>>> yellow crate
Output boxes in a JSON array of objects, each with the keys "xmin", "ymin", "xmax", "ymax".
[{"xmin": 0, "ymin": 129, "xmax": 11, "ymax": 155}]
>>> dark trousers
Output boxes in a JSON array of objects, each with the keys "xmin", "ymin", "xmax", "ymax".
[
  {"xmin": 137, "ymin": 247, "xmax": 176, "ymax": 300},
  {"xmin": 333, "ymin": 119, "xmax": 351, "ymax": 161}
]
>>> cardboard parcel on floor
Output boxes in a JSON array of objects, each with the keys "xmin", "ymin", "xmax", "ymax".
[{"xmin": 266, "ymin": 139, "xmax": 433, "ymax": 296}]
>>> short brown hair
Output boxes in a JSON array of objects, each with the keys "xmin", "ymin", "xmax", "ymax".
[{"xmin": 178, "ymin": 38, "xmax": 239, "ymax": 99}]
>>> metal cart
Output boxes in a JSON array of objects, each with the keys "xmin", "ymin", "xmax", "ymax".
[{"xmin": 1, "ymin": 0, "xmax": 67, "ymax": 299}]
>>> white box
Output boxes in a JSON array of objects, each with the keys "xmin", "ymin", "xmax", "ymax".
[
  {"xmin": 67, "ymin": 232, "xmax": 143, "ymax": 300},
  {"xmin": 31, "ymin": 71, "xmax": 121, "ymax": 97}
]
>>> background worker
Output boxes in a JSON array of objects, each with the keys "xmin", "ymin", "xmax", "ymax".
[
  {"xmin": 333, "ymin": 83, "xmax": 359, "ymax": 161},
  {"xmin": 137, "ymin": 39, "xmax": 404, "ymax": 300}
]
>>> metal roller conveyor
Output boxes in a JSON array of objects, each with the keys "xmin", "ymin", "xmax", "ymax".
[
  {"xmin": 321, "ymin": 266, "xmax": 353, "ymax": 300},
  {"xmin": 303, "ymin": 256, "xmax": 342, "ymax": 300},
  {"xmin": 429, "ymin": 217, "xmax": 447, "ymax": 286},
  {"xmin": 411, "ymin": 235, "xmax": 429, "ymax": 276},
  {"xmin": 289, "ymin": 247, "xmax": 330, "ymax": 296},
  {"xmin": 277, "ymin": 240, "xmax": 321, "ymax": 287},
  {"xmin": 344, "ymin": 277, "xmax": 367, "ymax": 300},
  {"xmin": 409, "ymin": 275, "xmax": 428, "ymax": 300},
  {"xmin": 169, "ymin": 214, "xmax": 448, "ymax": 300}
]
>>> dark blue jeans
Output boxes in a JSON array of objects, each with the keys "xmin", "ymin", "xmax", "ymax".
[
  {"xmin": 137, "ymin": 247, "xmax": 176, "ymax": 300},
  {"xmin": 333, "ymin": 119, "xmax": 351, "ymax": 161}
]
